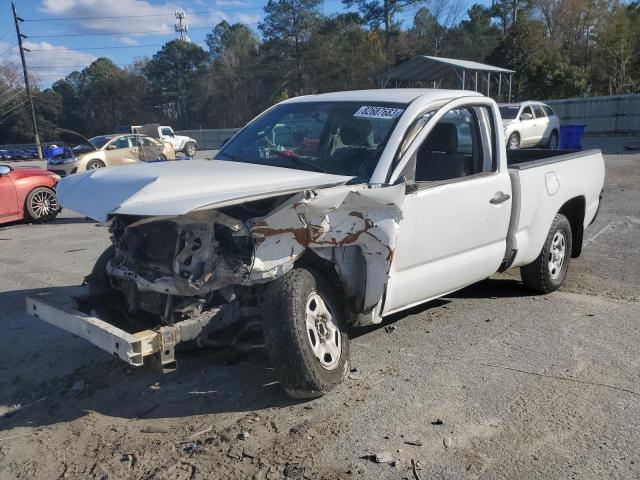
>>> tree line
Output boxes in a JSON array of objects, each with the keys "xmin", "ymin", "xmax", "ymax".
[{"xmin": 1, "ymin": 0, "xmax": 639, "ymax": 144}]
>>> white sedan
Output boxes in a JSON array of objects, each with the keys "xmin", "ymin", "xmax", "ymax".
[{"xmin": 500, "ymin": 101, "xmax": 561, "ymax": 150}]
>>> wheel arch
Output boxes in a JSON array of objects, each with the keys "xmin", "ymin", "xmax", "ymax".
[{"xmin": 558, "ymin": 195, "xmax": 585, "ymax": 257}]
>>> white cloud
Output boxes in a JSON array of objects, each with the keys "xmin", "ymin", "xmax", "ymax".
[
  {"xmin": 0, "ymin": 41, "xmax": 98, "ymax": 84},
  {"xmin": 39, "ymin": 0, "xmax": 200, "ymax": 35},
  {"xmin": 235, "ymin": 13, "xmax": 260, "ymax": 25},
  {"xmin": 120, "ymin": 36, "xmax": 140, "ymax": 45},
  {"xmin": 214, "ymin": 0, "xmax": 251, "ymax": 7}
]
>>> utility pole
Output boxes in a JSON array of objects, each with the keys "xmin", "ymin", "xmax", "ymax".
[
  {"xmin": 174, "ymin": 10, "xmax": 189, "ymax": 42},
  {"xmin": 12, "ymin": 1, "xmax": 42, "ymax": 159}
]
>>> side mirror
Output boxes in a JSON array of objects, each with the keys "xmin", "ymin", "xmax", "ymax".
[
  {"xmin": 521, "ymin": 112, "xmax": 533, "ymax": 121},
  {"xmin": 0, "ymin": 165, "xmax": 11, "ymax": 175},
  {"xmin": 106, "ymin": 144, "xmax": 117, "ymax": 150}
]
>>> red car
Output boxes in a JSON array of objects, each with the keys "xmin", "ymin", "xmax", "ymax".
[{"xmin": 0, "ymin": 164, "xmax": 60, "ymax": 225}]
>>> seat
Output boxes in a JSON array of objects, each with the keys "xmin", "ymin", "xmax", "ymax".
[
  {"xmin": 327, "ymin": 118, "xmax": 375, "ymax": 173},
  {"xmin": 416, "ymin": 123, "xmax": 472, "ymax": 181}
]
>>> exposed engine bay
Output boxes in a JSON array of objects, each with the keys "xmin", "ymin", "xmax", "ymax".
[{"xmin": 98, "ymin": 183, "xmax": 405, "ymax": 330}]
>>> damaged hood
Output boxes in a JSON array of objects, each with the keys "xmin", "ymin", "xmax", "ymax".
[{"xmin": 57, "ymin": 160, "xmax": 354, "ymax": 221}]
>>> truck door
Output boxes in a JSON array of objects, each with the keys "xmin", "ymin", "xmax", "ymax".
[
  {"xmin": 383, "ymin": 99, "xmax": 512, "ymax": 314},
  {"xmin": 160, "ymin": 127, "xmax": 177, "ymax": 150}
]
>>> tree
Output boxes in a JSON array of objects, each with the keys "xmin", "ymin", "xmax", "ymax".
[
  {"xmin": 259, "ymin": 0, "xmax": 321, "ymax": 96},
  {"xmin": 342, "ymin": 0, "xmax": 426, "ymax": 50},
  {"xmin": 408, "ymin": 7, "xmax": 443, "ymax": 55},
  {"xmin": 448, "ymin": 4, "xmax": 502, "ymax": 61},
  {"xmin": 143, "ymin": 40, "xmax": 209, "ymax": 128}
]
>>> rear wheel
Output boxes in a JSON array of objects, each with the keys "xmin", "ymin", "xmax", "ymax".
[
  {"xmin": 86, "ymin": 159, "xmax": 105, "ymax": 170},
  {"xmin": 263, "ymin": 267, "xmax": 350, "ymax": 398},
  {"xmin": 521, "ymin": 214, "xmax": 572, "ymax": 293},
  {"xmin": 25, "ymin": 187, "xmax": 59, "ymax": 222},
  {"xmin": 508, "ymin": 133, "xmax": 520, "ymax": 150},
  {"xmin": 548, "ymin": 130, "xmax": 559, "ymax": 149},
  {"xmin": 184, "ymin": 142, "xmax": 197, "ymax": 157}
]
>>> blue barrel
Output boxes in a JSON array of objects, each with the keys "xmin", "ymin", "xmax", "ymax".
[{"xmin": 559, "ymin": 125, "xmax": 586, "ymax": 149}]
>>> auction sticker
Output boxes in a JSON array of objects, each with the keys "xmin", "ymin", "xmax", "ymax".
[{"xmin": 354, "ymin": 106, "xmax": 404, "ymax": 119}]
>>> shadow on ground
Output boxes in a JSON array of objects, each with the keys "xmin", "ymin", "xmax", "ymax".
[{"xmin": 1, "ymin": 276, "xmax": 534, "ymax": 430}]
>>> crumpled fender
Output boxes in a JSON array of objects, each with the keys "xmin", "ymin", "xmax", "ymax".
[{"xmin": 249, "ymin": 182, "xmax": 405, "ymax": 324}]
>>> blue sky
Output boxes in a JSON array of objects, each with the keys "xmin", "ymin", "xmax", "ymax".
[{"xmin": 0, "ymin": 0, "xmax": 473, "ymax": 86}]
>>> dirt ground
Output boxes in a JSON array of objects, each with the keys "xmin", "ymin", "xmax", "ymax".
[{"xmin": 1, "ymin": 146, "xmax": 639, "ymax": 480}]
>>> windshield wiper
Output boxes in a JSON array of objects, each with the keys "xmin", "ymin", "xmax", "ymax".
[{"xmin": 271, "ymin": 150, "xmax": 328, "ymax": 173}]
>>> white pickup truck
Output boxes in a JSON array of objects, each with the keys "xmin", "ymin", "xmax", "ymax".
[{"xmin": 27, "ymin": 89, "xmax": 605, "ymax": 398}]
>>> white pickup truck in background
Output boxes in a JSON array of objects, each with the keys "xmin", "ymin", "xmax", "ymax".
[{"xmin": 28, "ymin": 89, "xmax": 605, "ymax": 399}]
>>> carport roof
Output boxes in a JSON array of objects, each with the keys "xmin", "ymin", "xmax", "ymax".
[{"xmin": 387, "ymin": 55, "xmax": 515, "ymax": 82}]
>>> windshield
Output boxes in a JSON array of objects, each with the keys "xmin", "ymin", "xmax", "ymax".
[
  {"xmin": 499, "ymin": 106, "xmax": 520, "ymax": 120},
  {"xmin": 216, "ymin": 101, "xmax": 406, "ymax": 181}
]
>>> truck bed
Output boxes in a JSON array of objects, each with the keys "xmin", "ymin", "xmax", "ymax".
[{"xmin": 506, "ymin": 148, "xmax": 605, "ymax": 269}]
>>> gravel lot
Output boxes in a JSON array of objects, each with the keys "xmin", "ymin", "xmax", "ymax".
[{"xmin": 1, "ymin": 143, "xmax": 639, "ymax": 480}]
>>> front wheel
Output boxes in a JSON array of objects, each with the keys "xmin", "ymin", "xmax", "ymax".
[
  {"xmin": 184, "ymin": 142, "xmax": 197, "ymax": 157},
  {"xmin": 263, "ymin": 268, "xmax": 350, "ymax": 398},
  {"xmin": 508, "ymin": 133, "xmax": 520, "ymax": 150},
  {"xmin": 521, "ymin": 214, "xmax": 572, "ymax": 293},
  {"xmin": 25, "ymin": 187, "xmax": 59, "ymax": 222},
  {"xmin": 86, "ymin": 159, "xmax": 105, "ymax": 170}
]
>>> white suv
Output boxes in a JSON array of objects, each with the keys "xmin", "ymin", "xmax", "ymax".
[{"xmin": 499, "ymin": 102, "xmax": 560, "ymax": 150}]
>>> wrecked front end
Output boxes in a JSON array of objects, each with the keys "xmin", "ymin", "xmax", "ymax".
[{"xmin": 103, "ymin": 183, "xmax": 404, "ymax": 331}]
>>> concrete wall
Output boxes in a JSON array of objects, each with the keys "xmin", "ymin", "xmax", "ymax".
[
  {"xmin": 544, "ymin": 94, "xmax": 640, "ymax": 135},
  {"xmin": 176, "ymin": 128, "xmax": 239, "ymax": 150}
]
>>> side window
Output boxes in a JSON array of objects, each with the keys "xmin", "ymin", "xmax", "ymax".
[
  {"xmin": 139, "ymin": 136, "xmax": 156, "ymax": 146},
  {"xmin": 161, "ymin": 128, "xmax": 173, "ymax": 136},
  {"xmin": 532, "ymin": 105, "xmax": 546, "ymax": 118},
  {"xmin": 411, "ymin": 106, "xmax": 495, "ymax": 183},
  {"xmin": 521, "ymin": 106, "xmax": 533, "ymax": 120},
  {"xmin": 111, "ymin": 136, "xmax": 131, "ymax": 149},
  {"xmin": 542, "ymin": 105, "xmax": 555, "ymax": 116}
]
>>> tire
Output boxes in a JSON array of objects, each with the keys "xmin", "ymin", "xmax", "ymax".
[
  {"xmin": 158, "ymin": 153, "xmax": 167, "ymax": 161},
  {"xmin": 521, "ymin": 214, "xmax": 572, "ymax": 293},
  {"xmin": 86, "ymin": 159, "xmax": 105, "ymax": 170},
  {"xmin": 86, "ymin": 245, "xmax": 115, "ymax": 296},
  {"xmin": 25, "ymin": 187, "xmax": 59, "ymax": 222},
  {"xmin": 184, "ymin": 142, "xmax": 197, "ymax": 157},
  {"xmin": 547, "ymin": 130, "xmax": 559, "ymax": 149},
  {"xmin": 507, "ymin": 133, "xmax": 520, "ymax": 150},
  {"xmin": 263, "ymin": 267, "xmax": 350, "ymax": 398}
]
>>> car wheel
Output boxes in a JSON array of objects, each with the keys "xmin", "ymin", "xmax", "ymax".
[
  {"xmin": 25, "ymin": 187, "xmax": 59, "ymax": 222},
  {"xmin": 508, "ymin": 133, "xmax": 520, "ymax": 150},
  {"xmin": 184, "ymin": 142, "xmax": 197, "ymax": 157},
  {"xmin": 521, "ymin": 214, "xmax": 572, "ymax": 293},
  {"xmin": 263, "ymin": 267, "xmax": 350, "ymax": 398},
  {"xmin": 548, "ymin": 131, "xmax": 559, "ymax": 149},
  {"xmin": 86, "ymin": 159, "xmax": 105, "ymax": 170}
]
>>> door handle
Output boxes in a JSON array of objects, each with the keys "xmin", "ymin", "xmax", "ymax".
[{"xmin": 490, "ymin": 192, "xmax": 511, "ymax": 204}]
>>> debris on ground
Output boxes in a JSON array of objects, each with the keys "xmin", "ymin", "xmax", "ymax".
[
  {"xmin": 431, "ymin": 419, "xmax": 443, "ymax": 426},
  {"xmin": 443, "ymin": 437, "xmax": 452, "ymax": 448},
  {"xmin": 404, "ymin": 440, "xmax": 423, "ymax": 446},
  {"xmin": 140, "ymin": 426, "xmax": 169, "ymax": 434},
  {"xmin": 368, "ymin": 451, "xmax": 395, "ymax": 463},
  {"xmin": 384, "ymin": 325, "xmax": 396, "ymax": 333}
]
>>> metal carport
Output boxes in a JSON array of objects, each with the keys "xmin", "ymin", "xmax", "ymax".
[{"xmin": 384, "ymin": 55, "xmax": 515, "ymax": 101}]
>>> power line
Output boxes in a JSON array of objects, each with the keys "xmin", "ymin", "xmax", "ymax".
[
  {"xmin": 27, "ymin": 23, "xmax": 259, "ymax": 39},
  {"xmin": 0, "ymin": 97, "xmax": 29, "ymax": 119},
  {"xmin": 0, "ymin": 101, "xmax": 29, "ymax": 124},
  {"xmin": 0, "ymin": 89, "xmax": 24, "ymax": 109},
  {"xmin": 23, "ymin": 7, "xmax": 263, "ymax": 22}
]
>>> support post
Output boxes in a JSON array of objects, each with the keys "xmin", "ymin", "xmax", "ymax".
[
  {"xmin": 12, "ymin": 2, "xmax": 42, "ymax": 159},
  {"xmin": 487, "ymin": 72, "xmax": 491, "ymax": 97},
  {"xmin": 462, "ymin": 69, "xmax": 465, "ymax": 89},
  {"xmin": 508, "ymin": 74, "xmax": 512, "ymax": 102},
  {"xmin": 475, "ymin": 72, "xmax": 478, "ymax": 91},
  {"xmin": 498, "ymin": 74, "xmax": 502, "ymax": 101}
]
